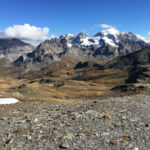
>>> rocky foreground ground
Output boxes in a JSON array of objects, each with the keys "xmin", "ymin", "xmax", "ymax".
[{"xmin": 0, "ymin": 94, "xmax": 150, "ymax": 150}]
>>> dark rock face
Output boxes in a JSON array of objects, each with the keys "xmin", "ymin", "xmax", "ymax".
[
  {"xmin": 104, "ymin": 47, "xmax": 150, "ymax": 70},
  {"xmin": 103, "ymin": 47, "xmax": 150, "ymax": 84},
  {"xmin": 0, "ymin": 38, "xmax": 34, "ymax": 62},
  {"xmin": 74, "ymin": 62, "xmax": 89, "ymax": 69},
  {"xmin": 14, "ymin": 39, "xmax": 67, "ymax": 70},
  {"xmin": 14, "ymin": 30, "xmax": 149, "ymax": 70}
]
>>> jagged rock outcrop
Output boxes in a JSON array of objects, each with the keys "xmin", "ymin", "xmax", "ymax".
[
  {"xmin": 0, "ymin": 38, "xmax": 34, "ymax": 62},
  {"xmin": 104, "ymin": 46, "xmax": 150, "ymax": 70},
  {"xmin": 14, "ymin": 28, "xmax": 148, "ymax": 70}
]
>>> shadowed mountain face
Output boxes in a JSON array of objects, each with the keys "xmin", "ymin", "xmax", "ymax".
[
  {"xmin": 0, "ymin": 38, "xmax": 28, "ymax": 48},
  {"xmin": 0, "ymin": 38, "xmax": 35, "ymax": 62},
  {"xmin": 103, "ymin": 47, "xmax": 150, "ymax": 85},
  {"xmin": 14, "ymin": 30, "xmax": 148, "ymax": 71},
  {"xmin": 104, "ymin": 47, "xmax": 150, "ymax": 70}
]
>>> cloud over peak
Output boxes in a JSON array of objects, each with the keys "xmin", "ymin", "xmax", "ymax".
[
  {"xmin": 0, "ymin": 24, "xmax": 50, "ymax": 44},
  {"xmin": 95, "ymin": 24, "xmax": 113, "ymax": 29},
  {"xmin": 100, "ymin": 24, "xmax": 113, "ymax": 29},
  {"xmin": 136, "ymin": 32, "xmax": 150, "ymax": 44}
]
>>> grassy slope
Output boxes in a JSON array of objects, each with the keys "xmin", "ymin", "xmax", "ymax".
[{"xmin": 1, "ymin": 48, "xmax": 150, "ymax": 102}]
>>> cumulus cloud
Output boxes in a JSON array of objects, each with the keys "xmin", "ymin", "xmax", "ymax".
[
  {"xmin": 0, "ymin": 24, "xmax": 50, "ymax": 44},
  {"xmin": 95, "ymin": 24, "xmax": 113, "ymax": 29}
]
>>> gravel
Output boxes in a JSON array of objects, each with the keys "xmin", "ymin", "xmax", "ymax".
[{"xmin": 0, "ymin": 94, "xmax": 150, "ymax": 150}]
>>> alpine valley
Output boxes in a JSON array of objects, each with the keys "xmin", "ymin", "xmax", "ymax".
[
  {"xmin": 1, "ymin": 28, "xmax": 150, "ymax": 150},
  {"xmin": 0, "ymin": 28, "xmax": 150, "ymax": 101}
]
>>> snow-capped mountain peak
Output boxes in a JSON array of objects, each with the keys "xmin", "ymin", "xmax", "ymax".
[
  {"xmin": 14, "ymin": 29, "xmax": 148, "ymax": 70},
  {"xmin": 49, "ymin": 28, "xmax": 148, "ymax": 49},
  {"xmin": 101, "ymin": 28, "xmax": 120, "ymax": 37},
  {"xmin": 68, "ymin": 32, "xmax": 101, "ymax": 47},
  {"xmin": 121, "ymin": 32, "xmax": 145, "ymax": 42},
  {"xmin": 62, "ymin": 29, "xmax": 120, "ymax": 48},
  {"xmin": 59, "ymin": 33, "xmax": 76, "ymax": 40}
]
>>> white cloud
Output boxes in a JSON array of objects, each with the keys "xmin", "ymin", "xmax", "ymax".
[
  {"xmin": 136, "ymin": 34, "xmax": 146, "ymax": 41},
  {"xmin": 0, "ymin": 24, "xmax": 50, "ymax": 44},
  {"xmin": 50, "ymin": 34, "xmax": 57, "ymax": 39},
  {"xmin": 136, "ymin": 32, "xmax": 150, "ymax": 43},
  {"xmin": 147, "ymin": 32, "xmax": 150, "ymax": 43},
  {"xmin": 95, "ymin": 24, "xmax": 113, "ymax": 29}
]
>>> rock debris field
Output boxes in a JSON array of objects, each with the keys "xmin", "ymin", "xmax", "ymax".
[{"xmin": 0, "ymin": 94, "xmax": 150, "ymax": 150}]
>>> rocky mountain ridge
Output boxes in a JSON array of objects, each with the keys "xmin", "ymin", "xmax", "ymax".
[
  {"xmin": 0, "ymin": 38, "xmax": 35, "ymax": 62},
  {"xmin": 14, "ymin": 28, "xmax": 148, "ymax": 70}
]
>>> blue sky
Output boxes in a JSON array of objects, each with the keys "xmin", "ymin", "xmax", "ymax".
[{"xmin": 0, "ymin": 0, "xmax": 150, "ymax": 42}]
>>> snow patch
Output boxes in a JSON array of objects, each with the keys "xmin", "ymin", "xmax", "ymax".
[
  {"xmin": 67, "ymin": 34, "xmax": 76, "ymax": 37},
  {"xmin": 79, "ymin": 28, "xmax": 120, "ymax": 47},
  {"xmin": 0, "ymin": 98, "xmax": 20, "ymax": 104},
  {"xmin": 62, "ymin": 34, "xmax": 76, "ymax": 39},
  {"xmin": 80, "ymin": 37, "xmax": 101, "ymax": 47},
  {"xmin": 101, "ymin": 28, "xmax": 120, "ymax": 37},
  {"xmin": 102, "ymin": 36, "xmax": 118, "ymax": 47},
  {"xmin": 67, "ymin": 43, "xmax": 73, "ymax": 47}
]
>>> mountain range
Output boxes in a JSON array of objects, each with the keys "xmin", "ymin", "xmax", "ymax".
[
  {"xmin": 0, "ymin": 28, "xmax": 150, "ymax": 100},
  {"xmin": 13, "ymin": 28, "xmax": 148, "ymax": 70}
]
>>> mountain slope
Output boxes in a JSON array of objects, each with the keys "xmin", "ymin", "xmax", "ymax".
[
  {"xmin": 104, "ymin": 46, "xmax": 150, "ymax": 69},
  {"xmin": 2, "ymin": 45, "xmax": 150, "ymax": 101},
  {"xmin": 0, "ymin": 38, "xmax": 35, "ymax": 62},
  {"xmin": 14, "ymin": 29, "xmax": 148, "ymax": 70}
]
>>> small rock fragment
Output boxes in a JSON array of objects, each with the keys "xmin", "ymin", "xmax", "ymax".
[
  {"xmin": 34, "ymin": 118, "xmax": 38, "ymax": 123},
  {"xmin": 27, "ymin": 135, "xmax": 32, "ymax": 140},
  {"xmin": 13, "ymin": 129, "xmax": 24, "ymax": 134},
  {"xmin": 145, "ymin": 124, "xmax": 149, "ymax": 127},
  {"xmin": 123, "ymin": 134, "xmax": 132, "ymax": 141},
  {"xmin": 59, "ymin": 142, "xmax": 69, "ymax": 149},
  {"xmin": 41, "ymin": 133, "xmax": 52, "ymax": 140},
  {"xmin": 63, "ymin": 133, "xmax": 74, "ymax": 140},
  {"xmin": 103, "ymin": 115, "xmax": 112, "ymax": 119},
  {"xmin": 119, "ymin": 139, "xmax": 124, "ymax": 143},
  {"xmin": 26, "ymin": 130, "xmax": 30, "ymax": 135},
  {"xmin": 109, "ymin": 139, "xmax": 117, "ymax": 145}
]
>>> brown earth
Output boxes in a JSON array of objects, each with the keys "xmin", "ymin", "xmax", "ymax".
[{"xmin": 0, "ymin": 57, "xmax": 149, "ymax": 103}]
